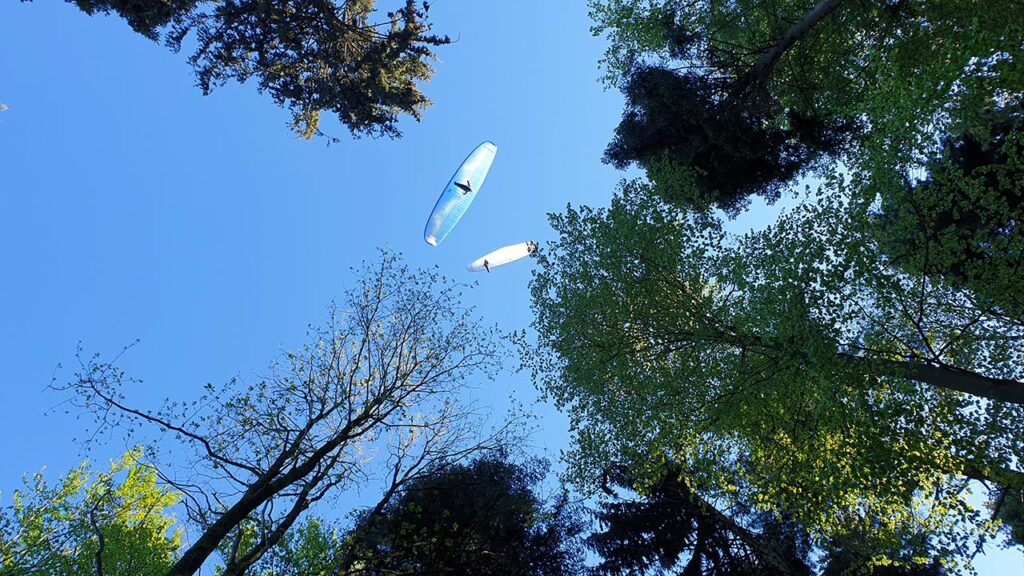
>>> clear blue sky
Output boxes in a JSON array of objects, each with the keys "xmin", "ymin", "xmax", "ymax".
[{"xmin": 0, "ymin": 1, "xmax": 1020, "ymax": 572}]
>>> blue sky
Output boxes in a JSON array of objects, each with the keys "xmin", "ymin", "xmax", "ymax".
[{"xmin": 0, "ymin": 1, "xmax": 1020, "ymax": 572}]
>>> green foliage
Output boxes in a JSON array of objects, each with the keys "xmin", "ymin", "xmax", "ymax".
[
  {"xmin": 59, "ymin": 0, "xmax": 449, "ymax": 139},
  {"xmin": 873, "ymin": 108, "xmax": 1024, "ymax": 322},
  {"xmin": 559, "ymin": 1, "xmax": 1024, "ymax": 571},
  {"xmin": 340, "ymin": 454, "xmax": 585, "ymax": 576},
  {"xmin": 214, "ymin": 518, "xmax": 343, "ymax": 575},
  {"xmin": 0, "ymin": 449, "xmax": 180, "ymax": 576},
  {"xmin": 69, "ymin": 0, "xmax": 198, "ymax": 40},
  {"xmin": 527, "ymin": 180, "xmax": 1023, "ymax": 570},
  {"xmin": 604, "ymin": 66, "xmax": 853, "ymax": 214},
  {"xmin": 591, "ymin": 0, "xmax": 1024, "ymax": 211},
  {"xmin": 822, "ymin": 540, "xmax": 947, "ymax": 576},
  {"xmin": 990, "ymin": 485, "xmax": 1024, "ymax": 548}
]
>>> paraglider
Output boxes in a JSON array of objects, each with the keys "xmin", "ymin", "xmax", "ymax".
[
  {"xmin": 467, "ymin": 241, "xmax": 538, "ymax": 272},
  {"xmin": 424, "ymin": 141, "xmax": 497, "ymax": 246},
  {"xmin": 422, "ymin": 141, "xmax": 538, "ymax": 276}
]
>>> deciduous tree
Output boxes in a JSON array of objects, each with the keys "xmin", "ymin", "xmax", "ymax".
[
  {"xmin": 526, "ymin": 181, "xmax": 1024, "ymax": 569},
  {"xmin": 592, "ymin": 0, "xmax": 1024, "ymax": 212},
  {"xmin": 0, "ymin": 449, "xmax": 180, "ymax": 576},
  {"xmin": 224, "ymin": 518, "xmax": 343, "ymax": 576},
  {"xmin": 56, "ymin": 251, "xmax": 509, "ymax": 575}
]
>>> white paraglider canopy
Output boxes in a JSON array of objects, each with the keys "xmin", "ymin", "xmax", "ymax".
[{"xmin": 466, "ymin": 241, "xmax": 538, "ymax": 272}]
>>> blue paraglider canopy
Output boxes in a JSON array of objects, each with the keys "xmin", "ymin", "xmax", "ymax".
[{"xmin": 424, "ymin": 142, "xmax": 497, "ymax": 246}]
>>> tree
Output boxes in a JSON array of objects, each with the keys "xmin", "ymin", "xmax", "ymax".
[
  {"xmin": 604, "ymin": 60, "xmax": 853, "ymax": 215},
  {"xmin": 337, "ymin": 453, "xmax": 585, "ymax": 576},
  {"xmin": 590, "ymin": 464, "xmax": 952, "ymax": 576},
  {"xmin": 526, "ymin": 181, "xmax": 1024, "ymax": 569},
  {"xmin": 0, "ymin": 449, "xmax": 180, "ymax": 576},
  {"xmin": 68, "ymin": 0, "xmax": 198, "ymax": 40},
  {"xmin": 590, "ymin": 464, "xmax": 813, "ymax": 576},
  {"xmin": 54, "ymin": 251, "xmax": 509, "ymax": 575},
  {"xmin": 591, "ymin": 0, "xmax": 1024, "ymax": 212},
  {"xmin": 224, "ymin": 517, "xmax": 344, "ymax": 575},
  {"xmin": 820, "ymin": 541, "xmax": 947, "ymax": 576},
  {"xmin": 989, "ymin": 485, "xmax": 1024, "ymax": 549},
  {"xmin": 60, "ymin": 0, "xmax": 449, "ymax": 139},
  {"xmin": 570, "ymin": 0, "xmax": 1024, "ymax": 568},
  {"xmin": 873, "ymin": 107, "xmax": 1024, "ymax": 322}
]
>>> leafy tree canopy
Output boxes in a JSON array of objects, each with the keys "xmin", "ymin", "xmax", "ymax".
[
  {"xmin": 873, "ymin": 107, "xmax": 1024, "ymax": 322},
  {"xmin": 339, "ymin": 454, "xmax": 586, "ymax": 576},
  {"xmin": 63, "ymin": 0, "xmax": 449, "ymax": 139},
  {"xmin": 591, "ymin": 0, "xmax": 1024, "ymax": 212},
  {"xmin": 526, "ymin": 179, "xmax": 1024, "ymax": 570},
  {"xmin": 0, "ymin": 448, "xmax": 180, "ymax": 576},
  {"xmin": 224, "ymin": 517, "xmax": 344, "ymax": 576}
]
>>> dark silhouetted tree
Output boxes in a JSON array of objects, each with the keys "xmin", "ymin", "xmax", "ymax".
[
  {"xmin": 69, "ymin": 0, "xmax": 198, "ymax": 39},
  {"xmin": 605, "ymin": 66, "xmax": 852, "ymax": 214},
  {"xmin": 873, "ymin": 108, "xmax": 1024, "ymax": 321},
  {"xmin": 589, "ymin": 465, "xmax": 812, "ymax": 576},
  {"xmin": 340, "ymin": 454, "xmax": 585, "ymax": 576},
  {"xmin": 592, "ymin": 0, "xmax": 1023, "ymax": 213},
  {"xmin": 600, "ymin": 0, "xmax": 853, "ymax": 214},
  {"xmin": 58, "ymin": 0, "xmax": 449, "ymax": 139},
  {"xmin": 989, "ymin": 485, "xmax": 1024, "ymax": 549},
  {"xmin": 590, "ymin": 464, "xmax": 952, "ymax": 576}
]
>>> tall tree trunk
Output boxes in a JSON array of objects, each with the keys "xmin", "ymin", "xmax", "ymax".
[
  {"xmin": 220, "ymin": 485, "xmax": 315, "ymax": 576},
  {"xmin": 730, "ymin": 0, "xmax": 846, "ymax": 98},
  {"xmin": 167, "ymin": 411, "xmax": 372, "ymax": 575},
  {"xmin": 839, "ymin": 353, "xmax": 1024, "ymax": 405},
  {"xmin": 688, "ymin": 488, "xmax": 810, "ymax": 576},
  {"xmin": 167, "ymin": 478, "xmax": 281, "ymax": 576}
]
